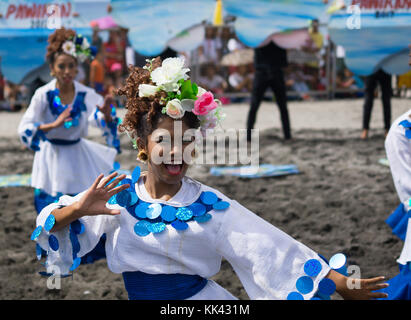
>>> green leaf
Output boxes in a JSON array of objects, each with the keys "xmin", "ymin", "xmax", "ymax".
[
  {"xmin": 180, "ymin": 80, "xmax": 197, "ymax": 100},
  {"xmin": 192, "ymin": 82, "xmax": 198, "ymax": 96}
]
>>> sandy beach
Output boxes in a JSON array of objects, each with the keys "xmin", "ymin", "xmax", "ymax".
[{"xmin": 0, "ymin": 97, "xmax": 409, "ymax": 299}]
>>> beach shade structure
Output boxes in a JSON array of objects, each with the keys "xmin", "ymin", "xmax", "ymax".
[
  {"xmin": 166, "ymin": 23, "xmax": 206, "ymax": 54},
  {"xmin": 0, "ymin": 0, "xmax": 110, "ymax": 84},
  {"xmin": 19, "ymin": 62, "xmax": 53, "ymax": 98},
  {"xmin": 327, "ymin": 0, "xmax": 411, "ymax": 76},
  {"xmin": 222, "ymin": 0, "xmax": 327, "ymax": 49},
  {"xmin": 221, "ymin": 48, "xmax": 254, "ymax": 67},
  {"xmin": 90, "ymin": 15, "xmax": 118, "ymax": 30},
  {"xmin": 109, "ymin": 0, "xmax": 216, "ymax": 56}
]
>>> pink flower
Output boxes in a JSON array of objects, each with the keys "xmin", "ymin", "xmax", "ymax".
[{"xmin": 193, "ymin": 92, "xmax": 218, "ymax": 116}]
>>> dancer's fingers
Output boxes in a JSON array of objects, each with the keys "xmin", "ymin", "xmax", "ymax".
[
  {"xmin": 107, "ymin": 184, "xmax": 130, "ymax": 197},
  {"xmin": 105, "ymin": 174, "xmax": 126, "ymax": 190},
  {"xmin": 364, "ymin": 276, "xmax": 386, "ymax": 287},
  {"xmin": 91, "ymin": 173, "xmax": 104, "ymax": 190},
  {"xmin": 367, "ymin": 282, "xmax": 389, "ymax": 291},
  {"xmin": 369, "ymin": 292, "xmax": 388, "ymax": 299},
  {"xmin": 98, "ymin": 172, "xmax": 118, "ymax": 188}
]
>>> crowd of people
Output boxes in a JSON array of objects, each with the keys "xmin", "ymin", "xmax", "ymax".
[{"xmin": 2, "ymin": 22, "xmax": 411, "ymax": 115}]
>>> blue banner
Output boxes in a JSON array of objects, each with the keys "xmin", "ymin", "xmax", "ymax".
[{"xmin": 0, "ymin": 0, "xmax": 109, "ymax": 83}]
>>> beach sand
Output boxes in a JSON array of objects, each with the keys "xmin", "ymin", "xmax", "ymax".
[{"xmin": 0, "ymin": 97, "xmax": 409, "ymax": 299}]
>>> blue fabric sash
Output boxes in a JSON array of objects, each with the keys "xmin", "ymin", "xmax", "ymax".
[
  {"xmin": 386, "ymin": 203, "xmax": 409, "ymax": 241},
  {"xmin": 47, "ymin": 138, "xmax": 81, "ymax": 146},
  {"xmin": 122, "ymin": 271, "xmax": 208, "ymax": 300}
]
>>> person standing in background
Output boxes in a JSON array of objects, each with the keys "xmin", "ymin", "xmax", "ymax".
[
  {"xmin": 361, "ymin": 68, "xmax": 392, "ymax": 139},
  {"xmin": 246, "ymin": 41, "xmax": 291, "ymax": 141},
  {"xmin": 89, "ymin": 50, "xmax": 105, "ymax": 94}
]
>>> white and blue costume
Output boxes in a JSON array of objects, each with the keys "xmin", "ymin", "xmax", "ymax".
[
  {"xmin": 385, "ymin": 109, "xmax": 411, "ymax": 242},
  {"xmin": 19, "ymin": 79, "xmax": 121, "ymax": 264},
  {"xmin": 31, "ymin": 168, "xmax": 340, "ymax": 300},
  {"xmin": 379, "ymin": 109, "xmax": 411, "ymax": 300}
]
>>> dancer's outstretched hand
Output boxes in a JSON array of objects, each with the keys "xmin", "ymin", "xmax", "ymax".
[
  {"xmin": 338, "ymin": 276, "xmax": 389, "ymax": 300},
  {"xmin": 53, "ymin": 107, "xmax": 72, "ymax": 128},
  {"xmin": 329, "ymin": 270, "xmax": 389, "ymax": 300},
  {"xmin": 74, "ymin": 172, "xmax": 130, "ymax": 217},
  {"xmin": 97, "ymin": 94, "xmax": 115, "ymax": 123}
]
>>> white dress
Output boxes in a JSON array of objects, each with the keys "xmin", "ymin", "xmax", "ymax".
[
  {"xmin": 18, "ymin": 79, "xmax": 120, "ymax": 197},
  {"xmin": 33, "ymin": 173, "xmax": 331, "ymax": 300},
  {"xmin": 385, "ymin": 109, "xmax": 411, "ymax": 265}
]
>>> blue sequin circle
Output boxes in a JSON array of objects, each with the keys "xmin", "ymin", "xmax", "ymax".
[
  {"xmin": 146, "ymin": 203, "xmax": 162, "ymax": 219},
  {"xmin": 189, "ymin": 203, "xmax": 206, "ymax": 216},
  {"xmin": 134, "ymin": 221, "xmax": 151, "ymax": 237},
  {"xmin": 304, "ymin": 259, "xmax": 322, "ymax": 277},
  {"xmin": 296, "ymin": 276, "xmax": 314, "ymax": 294},
  {"xmin": 200, "ymin": 191, "xmax": 218, "ymax": 205},
  {"xmin": 194, "ymin": 213, "xmax": 212, "ymax": 223},
  {"xmin": 147, "ymin": 222, "xmax": 166, "ymax": 234},
  {"xmin": 113, "ymin": 161, "xmax": 121, "ymax": 171},
  {"xmin": 31, "ymin": 226, "xmax": 43, "ymax": 241},
  {"xmin": 213, "ymin": 201, "xmax": 230, "ymax": 211},
  {"xmin": 44, "ymin": 214, "xmax": 56, "ymax": 232},
  {"xmin": 116, "ymin": 190, "xmax": 131, "ymax": 207},
  {"xmin": 176, "ymin": 207, "xmax": 194, "ymax": 221},
  {"xmin": 48, "ymin": 235, "xmax": 59, "ymax": 251},
  {"xmin": 171, "ymin": 220, "xmax": 188, "ymax": 230},
  {"xmin": 132, "ymin": 166, "xmax": 141, "ymax": 183},
  {"xmin": 287, "ymin": 292, "xmax": 304, "ymax": 300},
  {"xmin": 135, "ymin": 202, "xmax": 150, "ymax": 219},
  {"xmin": 318, "ymin": 278, "xmax": 336, "ymax": 296},
  {"xmin": 129, "ymin": 192, "xmax": 139, "ymax": 206},
  {"xmin": 161, "ymin": 206, "xmax": 177, "ymax": 222}
]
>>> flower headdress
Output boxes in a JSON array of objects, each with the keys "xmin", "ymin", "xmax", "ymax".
[
  {"xmin": 61, "ymin": 34, "xmax": 97, "ymax": 63},
  {"xmin": 138, "ymin": 57, "xmax": 226, "ymax": 136}
]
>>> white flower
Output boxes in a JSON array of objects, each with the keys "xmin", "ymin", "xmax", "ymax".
[
  {"xmin": 150, "ymin": 57, "xmax": 190, "ymax": 92},
  {"xmin": 81, "ymin": 37, "xmax": 90, "ymax": 50},
  {"xmin": 197, "ymin": 86, "xmax": 207, "ymax": 97},
  {"xmin": 165, "ymin": 99, "xmax": 185, "ymax": 119},
  {"xmin": 62, "ymin": 41, "xmax": 76, "ymax": 57},
  {"xmin": 138, "ymin": 84, "xmax": 159, "ymax": 98}
]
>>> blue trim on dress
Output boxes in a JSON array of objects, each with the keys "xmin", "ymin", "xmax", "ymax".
[
  {"xmin": 33, "ymin": 188, "xmax": 107, "ymax": 267},
  {"xmin": 122, "ymin": 271, "xmax": 208, "ymax": 300},
  {"xmin": 46, "ymin": 89, "xmax": 87, "ymax": 129},
  {"xmin": 386, "ymin": 203, "xmax": 409, "ymax": 242},
  {"xmin": 399, "ymin": 120, "xmax": 411, "ymax": 139},
  {"xmin": 93, "ymin": 105, "xmax": 121, "ymax": 153}
]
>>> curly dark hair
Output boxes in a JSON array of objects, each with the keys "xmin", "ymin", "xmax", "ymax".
[
  {"xmin": 46, "ymin": 27, "xmax": 77, "ymax": 65},
  {"xmin": 116, "ymin": 57, "xmax": 200, "ymax": 145}
]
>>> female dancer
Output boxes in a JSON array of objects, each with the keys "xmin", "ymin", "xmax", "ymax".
[
  {"xmin": 31, "ymin": 57, "xmax": 387, "ymax": 299},
  {"xmin": 19, "ymin": 28, "xmax": 121, "ymax": 263},
  {"xmin": 379, "ymin": 108, "xmax": 411, "ymax": 300}
]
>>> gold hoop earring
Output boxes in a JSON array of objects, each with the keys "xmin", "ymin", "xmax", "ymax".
[{"xmin": 137, "ymin": 150, "xmax": 148, "ymax": 163}]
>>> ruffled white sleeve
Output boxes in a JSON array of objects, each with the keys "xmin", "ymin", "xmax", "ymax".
[
  {"xmin": 385, "ymin": 120, "xmax": 411, "ymax": 210},
  {"xmin": 17, "ymin": 89, "xmax": 47, "ymax": 151},
  {"xmin": 214, "ymin": 200, "xmax": 331, "ymax": 300},
  {"xmin": 86, "ymin": 90, "xmax": 121, "ymax": 153},
  {"xmin": 32, "ymin": 191, "xmax": 119, "ymax": 276}
]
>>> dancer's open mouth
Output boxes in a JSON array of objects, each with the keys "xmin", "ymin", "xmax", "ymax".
[{"xmin": 164, "ymin": 163, "xmax": 184, "ymax": 175}]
